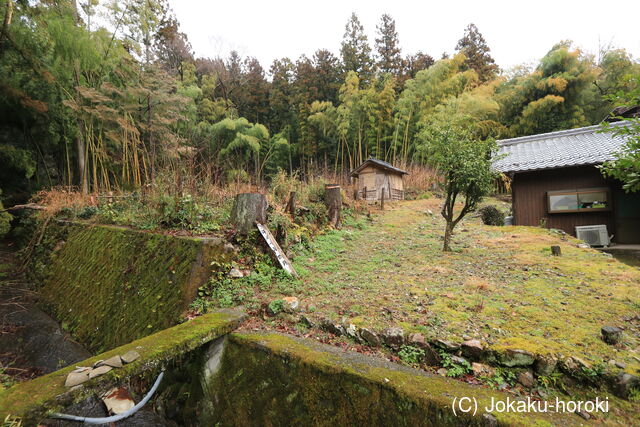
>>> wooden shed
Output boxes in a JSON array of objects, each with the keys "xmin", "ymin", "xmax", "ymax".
[
  {"xmin": 350, "ymin": 158, "xmax": 408, "ymax": 202},
  {"xmin": 493, "ymin": 122, "xmax": 640, "ymax": 244}
]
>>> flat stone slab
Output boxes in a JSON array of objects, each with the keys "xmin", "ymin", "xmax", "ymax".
[{"xmin": 0, "ymin": 310, "xmax": 246, "ymax": 424}]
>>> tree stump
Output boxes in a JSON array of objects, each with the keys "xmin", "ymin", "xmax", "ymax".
[
  {"xmin": 324, "ymin": 185, "xmax": 342, "ymax": 228},
  {"xmin": 551, "ymin": 245, "xmax": 561, "ymax": 256},
  {"xmin": 285, "ymin": 191, "xmax": 296, "ymax": 218},
  {"xmin": 231, "ymin": 193, "xmax": 267, "ymax": 235}
]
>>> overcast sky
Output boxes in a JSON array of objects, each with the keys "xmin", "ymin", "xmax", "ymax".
[{"xmin": 169, "ymin": 0, "xmax": 640, "ymax": 73}]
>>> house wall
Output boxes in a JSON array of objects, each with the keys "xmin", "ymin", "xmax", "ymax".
[{"xmin": 512, "ymin": 165, "xmax": 615, "ymax": 236}]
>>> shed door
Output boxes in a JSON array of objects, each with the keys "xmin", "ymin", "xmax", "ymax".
[{"xmin": 375, "ymin": 173, "xmax": 390, "ymax": 200}]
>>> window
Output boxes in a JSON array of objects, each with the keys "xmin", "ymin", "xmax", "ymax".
[{"xmin": 547, "ymin": 188, "xmax": 610, "ymax": 213}]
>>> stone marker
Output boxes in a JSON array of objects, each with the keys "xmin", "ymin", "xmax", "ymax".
[{"xmin": 231, "ymin": 192, "xmax": 268, "ymax": 235}]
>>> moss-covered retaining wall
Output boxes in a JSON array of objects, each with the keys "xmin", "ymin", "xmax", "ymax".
[
  {"xmin": 33, "ymin": 221, "xmax": 234, "ymax": 352},
  {"xmin": 199, "ymin": 332, "xmax": 583, "ymax": 426},
  {"xmin": 0, "ymin": 310, "xmax": 246, "ymax": 425}
]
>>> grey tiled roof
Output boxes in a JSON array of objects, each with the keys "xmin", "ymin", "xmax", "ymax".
[
  {"xmin": 493, "ymin": 122, "xmax": 631, "ymax": 173},
  {"xmin": 350, "ymin": 158, "xmax": 408, "ymax": 177}
]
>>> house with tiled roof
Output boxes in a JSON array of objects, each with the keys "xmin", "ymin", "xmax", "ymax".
[{"xmin": 494, "ymin": 122, "xmax": 640, "ymax": 244}]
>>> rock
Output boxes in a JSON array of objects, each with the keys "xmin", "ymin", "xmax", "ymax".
[
  {"xmin": 65, "ymin": 367, "xmax": 91, "ymax": 387},
  {"xmin": 517, "ymin": 370, "xmax": 535, "ymax": 388},
  {"xmin": 344, "ymin": 323, "xmax": 360, "ymax": 342},
  {"xmin": 320, "ymin": 319, "xmax": 345, "ymax": 336},
  {"xmin": 498, "ymin": 349, "xmax": 535, "ymax": 367},
  {"xmin": 472, "ymin": 363, "xmax": 494, "ymax": 376},
  {"xmin": 534, "ymin": 355, "xmax": 558, "ymax": 376},
  {"xmin": 380, "ymin": 327, "xmax": 404, "ymax": 349},
  {"xmin": 88, "ymin": 365, "xmax": 112, "ymax": 379},
  {"xmin": 228, "ymin": 267, "xmax": 244, "ymax": 278},
  {"xmin": 120, "ymin": 350, "xmax": 140, "ymax": 364},
  {"xmin": 407, "ymin": 332, "xmax": 426, "ymax": 347},
  {"xmin": 102, "ymin": 386, "xmax": 135, "ymax": 415},
  {"xmin": 299, "ymin": 315, "xmax": 315, "ymax": 328},
  {"xmin": 615, "ymin": 361, "xmax": 627, "ymax": 369},
  {"xmin": 282, "ymin": 296, "xmax": 299, "ymax": 312},
  {"xmin": 451, "ymin": 355, "xmax": 468, "ymax": 366},
  {"xmin": 426, "ymin": 210, "xmax": 434, "ymax": 216},
  {"xmin": 481, "ymin": 413, "xmax": 498, "ymax": 427},
  {"xmin": 95, "ymin": 355, "xmax": 123, "ymax": 368},
  {"xmin": 359, "ymin": 328, "xmax": 381, "ymax": 347},
  {"xmin": 601, "ymin": 326, "xmax": 623, "ymax": 345},
  {"xmin": 461, "ymin": 339, "xmax": 483, "ymax": 360},
  {"xmin": 437, "ymin": 368, "xmax": 448, "ymax": 376},
  {"xmin": 575, "ymin": 410, "xmax": 590, "ymax": 420},
  {"xmin": 406, "ymin": 333, "xmax": 439, "ymax": 365},
  {"xmin": 577, "ymin": 243, "xmax": 590, "ymax": 249},
  {"xmin": 564, "ymin": 356, "xmax": 591, "ymax": 371},
  {"xmin": 612, "ymin": 373, "xmax": 640, "ymax": 399},
  {"xmin": 432, "ymin": 339, "xmax": 460, "ymax": 352}
]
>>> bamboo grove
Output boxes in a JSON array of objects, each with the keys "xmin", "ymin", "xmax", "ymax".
[{"xmin": 1, "ymin": 0, "xmax": 639, "ymax": 202}]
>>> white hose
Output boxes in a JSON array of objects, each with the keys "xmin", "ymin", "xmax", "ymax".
[{"xmin": 50, "ymin": 370, "xmax": 164, "ymax": 425}]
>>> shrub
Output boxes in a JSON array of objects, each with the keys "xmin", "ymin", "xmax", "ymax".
[
  {"xmin": 76, "ymin": 205, "xmax": 98, "ymax": 219},
  {"xmin": 479, "ymin": 205, "xmax": 505, "ymax": 226}
]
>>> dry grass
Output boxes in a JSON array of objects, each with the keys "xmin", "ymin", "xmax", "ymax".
[
  {"xmin": 402, "ymin": 165, "xmax": 440, "ymax": 194},
  {"xmin": 31, "ymin": 187, "xmax": 96, "ymax": 219}
]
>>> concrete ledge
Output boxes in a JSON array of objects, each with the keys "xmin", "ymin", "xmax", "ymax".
[
  {"xmin": 0, "ymin": 310, "xmax": 246, "ymax": 424},
  {"xmin": 204, "ymin": 332, "xmax": 585, "ymax": 426}
]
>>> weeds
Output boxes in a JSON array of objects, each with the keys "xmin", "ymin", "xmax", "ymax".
[{"xmin": 398, "ymin": 345, "xmax": 426, "ymax": 364}]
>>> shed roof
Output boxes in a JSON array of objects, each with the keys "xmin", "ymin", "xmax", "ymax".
[
  {"xmin": 493, "ymin": 122, "xmax": 631, "ymax": 174},
  {"xmin": 350, "ymin": 158, "xmax": 408, "ymax": 177}
]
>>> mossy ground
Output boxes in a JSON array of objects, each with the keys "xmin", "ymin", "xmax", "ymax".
[{"xmin": 254, "ymin": 198, "xmax": 640, "ymax": 378}]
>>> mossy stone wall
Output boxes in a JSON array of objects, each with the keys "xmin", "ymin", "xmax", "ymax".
[
  {"xmin": 198, "ymin": 332, "xmax": 582, "ymax": 427},
  {"xmin": 36, "ymin": 222, "xmax": 232, "ymax": 352}
]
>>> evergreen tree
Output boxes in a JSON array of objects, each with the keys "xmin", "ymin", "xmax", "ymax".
[
  {"xmin": 312, "ymin": 49, "xmax": 342, "ymax": 104},
  {"xmin": 375, "ymin": 14, "xmax": 402, "ymax": 76},
  {"xmin": 340, "ymin": 13, "xmax": 374, "ymax": 83},
  {"xmin": 455, "ymin": 23, "xmax": 498, "ymax": 82}
]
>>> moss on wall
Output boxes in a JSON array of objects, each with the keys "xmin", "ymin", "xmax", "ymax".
[
  {"xmin": 199, "ymin": 332, "xmax": 582, "ymax": 427},
  {"xmin": 34, "ymin": 222, "xmax": 232, "ymax": 352},
  {"xmin": 0, "ymin": 310, "xmax": 246, "ymax": 425}
]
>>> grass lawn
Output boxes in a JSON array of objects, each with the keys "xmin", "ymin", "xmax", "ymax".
[{"xmin": 288, "ymin": 198, "xmax": 640, "ymax": 374}]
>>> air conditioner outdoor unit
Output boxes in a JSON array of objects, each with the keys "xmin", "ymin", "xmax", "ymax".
[{"xmin": 575, "ymin": 225, "xmax": 610, "ymax": 247}]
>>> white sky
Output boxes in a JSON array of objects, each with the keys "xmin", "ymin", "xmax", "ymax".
[{"xmin": 169, "ymin": 0, "xmax": 640, "ymax": 73}]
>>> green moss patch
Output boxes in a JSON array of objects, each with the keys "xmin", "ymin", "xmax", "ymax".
[
  {"xmin": 36, "ymin": 222, "xmax": 232, "ymax": 352},
  {"xmin": 201, "ymin": 331, "xmax": 580, "ymax": 426},
  {"xmin": 0, "ymin": 310, "xmax": 246, "ymax": 424},
  {"xmin": 283, "ymin": 199, "xmax": 640, "ymax": 373}
]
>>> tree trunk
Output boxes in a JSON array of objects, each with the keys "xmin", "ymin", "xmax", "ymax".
[
  {"xmin": 443, "ymin": 221, "xmax": 453, "ymax": 252},
  {"xmin": 231, "ymin": 193, "xmax": 268, "ymax": 235},
  {"xmin": 324, "ymin": 185, "xmax": 342, "ymax": 228}
]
